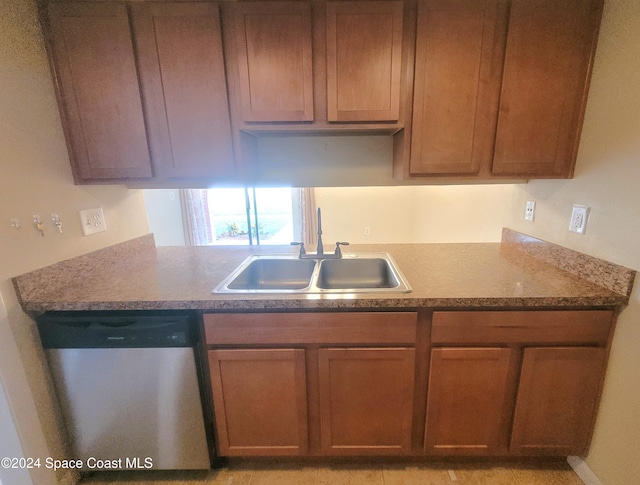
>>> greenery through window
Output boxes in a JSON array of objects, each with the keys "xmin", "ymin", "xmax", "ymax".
[{"xmin": 206, "ymin": 188, "xmax": 296, "ymax": 245}]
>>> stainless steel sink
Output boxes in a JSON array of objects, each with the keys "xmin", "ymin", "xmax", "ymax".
[
  {"xmin": 226, "ymin": 258, "xmax": 316, "ymax": 290},
  {"xmin": 213, "ymin": 253, "xmax": 411, "ymax": 294},
  {"xmin": 316, "ymin": 258, "xmax": 400, "ymax": 289}
]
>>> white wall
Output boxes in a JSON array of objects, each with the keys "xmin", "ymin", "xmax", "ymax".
[
  {"xmin": 505, "ymin": 0, "xmax": 640, "ymax": 482},
  {"xmin": 0, "ymin": 0, "xmax": 150, "ymax": 483}
]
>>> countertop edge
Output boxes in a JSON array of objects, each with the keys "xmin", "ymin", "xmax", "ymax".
[{"xmin": 22, "ymin": 296, "xmax": 627, "ymax": 314}]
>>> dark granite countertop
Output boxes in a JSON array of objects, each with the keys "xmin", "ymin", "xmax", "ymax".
[{"xmin": 13, "ymin": 229, "xmax": 635, "ymax": 313}]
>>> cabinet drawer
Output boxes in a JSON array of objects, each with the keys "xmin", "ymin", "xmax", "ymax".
[
  {"xmin": 431, "ymin": 310, "xmax": 612, "ymax": 345},
  {"xmin": 204, "ymin": 312, "xmax": 417, "ymax": 345}
]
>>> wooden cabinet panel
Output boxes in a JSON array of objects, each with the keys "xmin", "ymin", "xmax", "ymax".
[
  {"xmin": 132, "ymin": 3, "xmax": 235, "ymax": 179},
  {"xmin": 409, "ymin": 0, "xmax": 507, "ymax": 175},
  {"xmin": 318, "ymin": 348, "xmax": 415, "ymax": 455},
  {"xmin": 204, "ymin": 312, "xmax": 418, "ymax": 346},
  {"xmin": 234, "ymin": 2, "xmax": 314, "ymax": 122},
  {"xmin": 511, "ymin": 346, "xmax": 606, "ymax": 455},
  {"xmin": 48, "ymin": 3, "xmax": 152, "ymax": 181},
  {"xmin": 492, "ymin": 0, "xmax": 603, "ymax": 176},
  {"xmin": 326, "ymin": 1, "xmax": 403, "ymax": 122},
  {"xmin": 425, "ymin": 347, "xmax": 511, "ymax": 455},
  {"xmin": 208, "ymin": 348, "xmax": 308, "ymax": 456},
  {"xmin": 431, "ymin": 310, "xmax": 613, "ymax": 345}
]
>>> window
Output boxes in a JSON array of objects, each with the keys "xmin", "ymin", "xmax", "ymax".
[
  {"xmin": 207, "ymin": 187, "xmax": 295, "ymax": 245},
  {"xmin": 180, "ymin": 187, "xmax": 314, "ymax": 247}
]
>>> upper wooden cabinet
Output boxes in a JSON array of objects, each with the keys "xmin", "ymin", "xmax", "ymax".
[
  {"xmin": 47, "ymin": 3, "xmax": 153, "ymax": 181},
  {"xmin": 408, "ymin": 0, "xmax": 507, "ymax": 176},
  {"xmin": 131, "ymin": 2, "xmax": 235, "ymax": 179},
  {"xmin": 396, "ymin": 0, "xmax": 603, "ymax": 180},
  {"xmin": 492, "ymin": 0, "xmax": 603, "ymax": 177},
  {"xmin": 326, "ymin": 1, "xmax": 404, "ymax": 122},
  {"xmin": 229, "ymin": 0, "xmax": 407, "ymax": 130},
  {"xmin": 233, "ymin": 2, "xmax": 314, "ymax": 122},
  {"xmin": 45, "ymin": 0, "xmax": 603, "ymax": 185},
  {"xmin": 46, "ymin": 1, "xmax": 237, "ymax": 184}
]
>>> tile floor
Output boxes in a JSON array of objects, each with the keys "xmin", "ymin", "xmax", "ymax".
[{"xmin": 79, "ymin": 459, "xmax": 585, "ymax": 485}]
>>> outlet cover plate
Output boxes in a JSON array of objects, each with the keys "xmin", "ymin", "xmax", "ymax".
[
  {"xmin": 525, "ymin": 200, "xmax": 536, "ymax": 222},
  {"xmin": 569, "ymin": 205, "xmax": 589, "ymax": 234},
  {"xmin": 79, "ymin": 208, "xmax": 107, "ymax": 236}
]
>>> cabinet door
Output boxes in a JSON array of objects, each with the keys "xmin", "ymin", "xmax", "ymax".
[
  {"xmin": 318, "ymin": 348, "xmax": 415, "ymax": 455},
  {"xmin": 492, "ymin": 0, "xmax": 603, "ymax": 176},
  {"xmin": 132, "ymin": 3, "xmax": 235, "ymax": 179},
  {"xmin": 425, "ymin": 347, "xmax": 511, "ymax": 455},
  {"xmin": 48, "ymin": 3, "xmax": 152, "ymax": 181},
  {"xmin": 208, "ymin": 349, "xmax": 308, "ymax": 456},
  {"xmin": 326, "ymin": 1, "xmax": 403, "ymax": 122},
  {"xmin": 511, "ymin": 347, "xmax": 606, "ymax": 455},
  {"xmin": 409, "ymin": 0, "xmax": 507, "ymax": 175},
  {"xmin": 234, "ymin": 2, "xmax": 314, "ymax": 122}
]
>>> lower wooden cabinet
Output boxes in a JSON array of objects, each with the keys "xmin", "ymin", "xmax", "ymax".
[
  {"xmin": 425, "ymin": 347, "xmax": 511, "ymax": 455},
  {"xmin": 426, "ymin": 310, "xmax": 613, "ymax": 457},
  {"xmin": 208, "ymin": 346, "xmax": 415, "ymax": 457},
  {"xmin": 204, "ymin": 310, "xmax": 419, "ymax": 457},
  {"xmin": 319, "ymin": 348, "xmax": 415, "ymax": 455},
  {"xmin": 208, "ymin": 348, "xmax": 308, "ymax": 456},
  {"xmin": 511, "ymin": 346, "xmax": 607, "ymax": 455},
  {"xmin": 205, "ymin": 310, "xmax": 612, "ymax": 459}
]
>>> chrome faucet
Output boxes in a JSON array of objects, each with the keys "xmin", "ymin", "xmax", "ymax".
[
  {"xmin": 316, "ymin": 207, "xmax": 324, "ymax": 256},
  {"xmin": 290, "ymin": 207, "xmax": 349, "ymax": 259}
]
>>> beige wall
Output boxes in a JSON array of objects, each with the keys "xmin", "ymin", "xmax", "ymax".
[
  {"xmin": 315, "ymin": 184, "xmax": 518, "ymax": 244},
  {"xmin": 505, "ymin": 0, "xmax": 640, "ymax": 482},
  {"xmin": 143, "ymin": 189, "xmax": 186, "ymax": 246},
  {"xmin": 0, "ymin": 0, "xmax": 149, "ymax": 483}
]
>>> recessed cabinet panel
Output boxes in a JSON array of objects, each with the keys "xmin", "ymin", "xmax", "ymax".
[
  {"xmin": 208, "ymin": 348, "xmax": 308, "ymax": 456},
  {"xmin": 48, "ymin": 3, "xmax": 152, "ymax": 180},
  {"xmin": 425, "ymin": 347, "xmax": 511, "ymax": 455},
  {"xmin": 132, "ymin": 3, "xmax": 235, "ymax": 179},
  {"xmin": 318, "ymin": 348, "xmax": 415, "ymax": 455},
  {"xmin": 234, "ymin": 2, "xmax": 314, "ymax": 122},
  {"xmin": 492, "ymin": 0, "xmax": 603, "ymax": 176},
  {"xmin": 410, "ymin": 0, "xmax": 507, "ymax": 175},
  {"xmin": 326, "ymin": 1, "xmax": 403, "ymax": 122},
  {"xmin": 511, "ymin": 347, "xmax": 606, "ymax": 455}
]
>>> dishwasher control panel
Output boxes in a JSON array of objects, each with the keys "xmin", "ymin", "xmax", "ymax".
[{"xmin": 37, "ymin": 311, "xmax": 194, "ymax": 349}]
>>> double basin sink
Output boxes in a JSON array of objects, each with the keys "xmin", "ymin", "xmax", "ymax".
[{"xmin": 213, "ymin": 253, "xmax": 411, "ymax": 294}]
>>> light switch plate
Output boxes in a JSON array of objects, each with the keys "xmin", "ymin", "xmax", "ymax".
[{"xmin": 79, "ymin": 208, "xmax": 107, "ymax": 236}]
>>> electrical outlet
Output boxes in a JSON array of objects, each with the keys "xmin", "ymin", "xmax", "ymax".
[
  {"xmin": 79, "ymin": 208, "xmax": 107, "ymax": 236},
  {"xmin": 524, "ymin": 200, "xmax": 536, "ymax": 222},
  {"xmin": 569, "ymin": 205, "xmax": 589, "ymax": 234},
  {"xmin": 364, "ymin": 226, "xmax": 371, "ymax": 236}
]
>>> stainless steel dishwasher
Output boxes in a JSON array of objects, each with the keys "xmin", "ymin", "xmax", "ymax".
[{"xmin": 37, "ymin": 311, "xmax": 210, "ymax": 470}]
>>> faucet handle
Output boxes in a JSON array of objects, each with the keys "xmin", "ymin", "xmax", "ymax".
[
  {"xmin": 334, "ymin": 241, "xmax": 349, "ymax": 257},
  {"xmin": 290, "ymin": 241, "xmax": 306, "ymax": 257}
]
